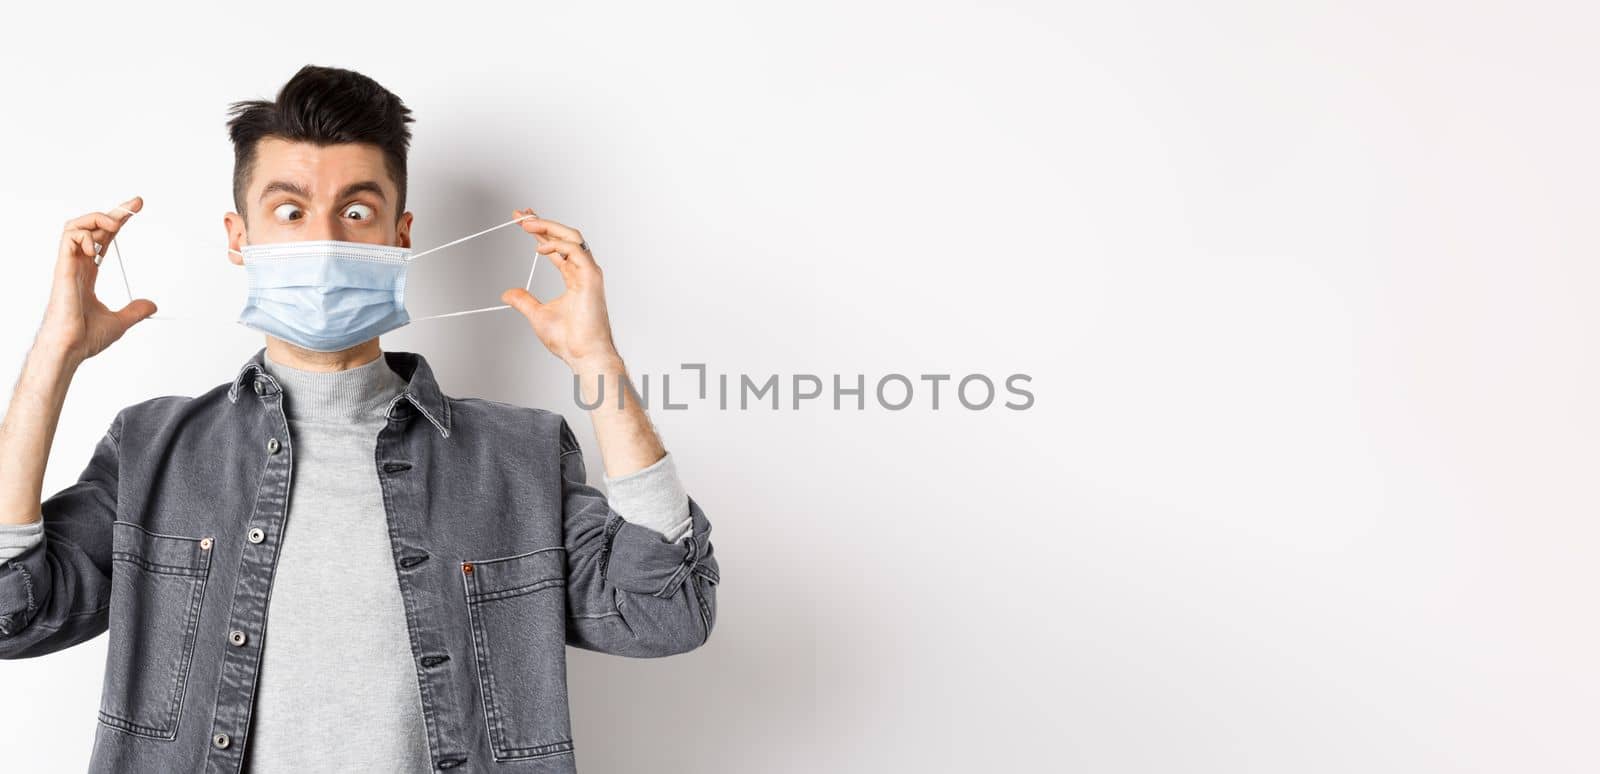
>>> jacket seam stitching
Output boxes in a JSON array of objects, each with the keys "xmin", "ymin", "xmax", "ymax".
[
  {"xmin": 3, "ymin": 604, "xmax": 109, "ymax": 637},
  {"xmin": 465, "ymin": 578, "xmax": 565, "ymax": 604},
  {"xmin": 10, "ymin": 561, "xmax": 35, "ymax": 614}
]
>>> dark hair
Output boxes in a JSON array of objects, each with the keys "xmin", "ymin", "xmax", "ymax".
[{"xmin": 226, "ymin": 65, "xmax": 415, "ymax": 222}]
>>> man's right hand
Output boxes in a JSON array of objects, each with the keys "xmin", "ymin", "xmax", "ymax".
[{"xmin": 38, "ymin": 196, "xmax": 158, "ymax": 365}]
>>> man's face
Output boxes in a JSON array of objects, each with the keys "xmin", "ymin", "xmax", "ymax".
[{"xmin": 224, "ymin": 137, "xmax": 412, "ymax": 265}]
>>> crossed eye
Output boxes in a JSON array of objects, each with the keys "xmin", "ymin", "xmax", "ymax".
[{"xmin": 271, "ymin": 202, "xmax": 375, "ymax": 222}]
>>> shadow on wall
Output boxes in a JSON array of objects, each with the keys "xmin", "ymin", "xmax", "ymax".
[{"xmin": 565, "ymin": 466, "xmax": 819, "ymax": 773}]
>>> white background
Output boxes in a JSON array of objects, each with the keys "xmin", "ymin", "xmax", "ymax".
[{"xmin": 1, "ymin": 1, "xmax": 1596, "ymax": 772}]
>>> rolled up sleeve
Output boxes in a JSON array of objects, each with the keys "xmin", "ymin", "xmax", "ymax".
[
  {"xmin": 558, "ymin": 419, "xmax": 719, "ymax": 658},
  {"xmin": 0, "ymin": 519, "xmax": 44, "ymax": 562},
  {"xmin": 602, "ymin": 451, "xmax": 693, "ymax": 543},
  {"xmin": 0, "ymin": 412, "xmax": 121, "ymax": 658}
]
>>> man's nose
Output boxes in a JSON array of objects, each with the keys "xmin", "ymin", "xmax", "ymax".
[
  {"xmin": 299, "ymin": 217, "xmax": 332, "ymax": 241},
  {"xmin": 310, "ymin": 213, "xmax": 382, "ymax": 243},
  {"xmin": 304, "ymin": 214, "xmax": 343, "ymax": 242}
]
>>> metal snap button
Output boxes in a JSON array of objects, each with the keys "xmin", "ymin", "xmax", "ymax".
[
  {"xmin": 213, "ymin": 732, "xmax": 231, "ymax": 749},
  {"xmin": 252, "ymin": 379, "xmax": 264, "ymax": 395},
  {"xmin": 266, "ymin": 438, "xmax": 281, "ymax": 454},
  {"xmin": 229, "ymin": 630, "xmax": 247, "ymax": 646},
  {"xmin": 247, "ymin": 528, "xmax": 265, "ymax": 544}
]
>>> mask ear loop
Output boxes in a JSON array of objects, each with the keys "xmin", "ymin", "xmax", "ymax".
[
  {"xmin": 103, "ymin": 205, "xmax": 226, "ymax": 322},
  {"xmin": 407, "ymin": 213, "xmax": 541, "ymax": 321},
  {"xmin": 101, "ymin": 205, "xmax": 136, "ymax": 307},
  {"xmin": 112, "ymin": 211, "xmax": 544, "ymax": 323}
]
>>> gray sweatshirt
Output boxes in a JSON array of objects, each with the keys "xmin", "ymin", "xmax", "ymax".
[{"xmin": 0, "ymin": 350, "xmax": 693, "ymax": 770}]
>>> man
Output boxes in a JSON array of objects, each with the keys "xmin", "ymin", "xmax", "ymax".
[{"xmin": 0, "ymin": 65, "xmax": 720, "ymax": 773}]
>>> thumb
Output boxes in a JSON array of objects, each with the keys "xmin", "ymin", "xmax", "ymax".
[
  {"xmin": 115, "ymin": 298, "xmax": 158, "ymax": 327},
  {"xmin": 501, "ymin": 287, "xmax": 543, "ymax": 319}
]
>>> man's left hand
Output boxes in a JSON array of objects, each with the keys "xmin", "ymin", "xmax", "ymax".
[{"xmin": 501, "ymin": 208, "xmax": 621, "ymax": 371}]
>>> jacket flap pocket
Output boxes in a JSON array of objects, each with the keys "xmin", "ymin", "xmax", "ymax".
[
  {"xmin": 463, "ymin": 547, "xmax": 565, "ymax": 600},
  {"xmin": 111, "ymin": 521, "xmax": 211, "ymax": 574}
]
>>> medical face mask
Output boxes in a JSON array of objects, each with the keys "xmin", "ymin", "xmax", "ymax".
[
  {"xmin": 235, "ymin": 239, "xmax": 413, "ymax": 352},
  {"xmin": 101, "ymin": 210, "xmax": 541, "ymax": 351}
]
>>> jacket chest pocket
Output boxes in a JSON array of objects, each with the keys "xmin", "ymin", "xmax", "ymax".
[
  {"xmin": 99, "ymin": 521, "xmax": 212, "ymax": 739},
  {"xmin": 461, "ymin": 547, "xmax": 575, "ymax": 761}
]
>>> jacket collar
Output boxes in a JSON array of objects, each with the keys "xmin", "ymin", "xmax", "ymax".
[{"xmin": 228, "ymin": 346, "xmax": 453, "ymax": 439}]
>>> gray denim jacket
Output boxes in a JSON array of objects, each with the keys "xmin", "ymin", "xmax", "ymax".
[{"xmin": 0, "ymin": 347, "xmax": 720, "ymax": 773}]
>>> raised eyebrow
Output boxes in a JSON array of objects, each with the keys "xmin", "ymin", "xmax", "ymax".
[
  {"xmin": 257, "ymin": 180, "xmax": 311, "ymax": 204},
  {"xmin": 256, "ymin": 180, "xmax": 387, "ymax": 205},
  {"xmin": 336, "ymin": 181, "xmax": 388, "ymax": 203}
]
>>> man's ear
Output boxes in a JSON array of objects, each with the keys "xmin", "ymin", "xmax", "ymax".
[
  {"xmin": 396, "ymin": 210, "xmax": 414, "ymax": 249},
  {"xmin": 223, "ymin": 211, "xmax": 248, "ymax": 266}
]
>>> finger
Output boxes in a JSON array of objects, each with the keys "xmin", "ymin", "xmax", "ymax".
[
  {"xmin": 67, "ymin": 196, "xmax": 141, "ymax": 243},
  {"xmin": 500, "ymin": 287, "xmax": 546, "ymax": 319},
  {"xmin": 512, "ymin": 208, "xmax": 550, "ymax": 243},
  {"xmin": 514, "ymin": 208, "xmax": 585, "ymax": 245},
  {"xmin": 62, "ymin": 228, "xmax": 102, "ymax": 263},
  {"xmin": 82, "ymin": 227, "xmax": 117, "ymax": 251},
  {"xmin": 62, "ymin": 202, "xmax": 136, "ymax": 271},
  {"xmin": 63, "ymin": 227, "xmax": 115, "ymax": 265},
  {"xmin": 54, "ymin": 229, "xmax": 99, "ymax": 294},
  {"xmin": 112, "ymin": 196, "xmax": 143, "ymax": 217},
  {"xmin": 534, "ymin": 238, "xmax": 599, "ymax": 275},
  {"xmin": 65, "ymin": 210, "xmax": 131, "ymax": 237},
  {"xmin": 114, "ymin": 298, "xmax": 158, "ymax": 328},
  {"xmin": 524, "ymin": 235, "xmax": 581, "ymax": 286}
]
